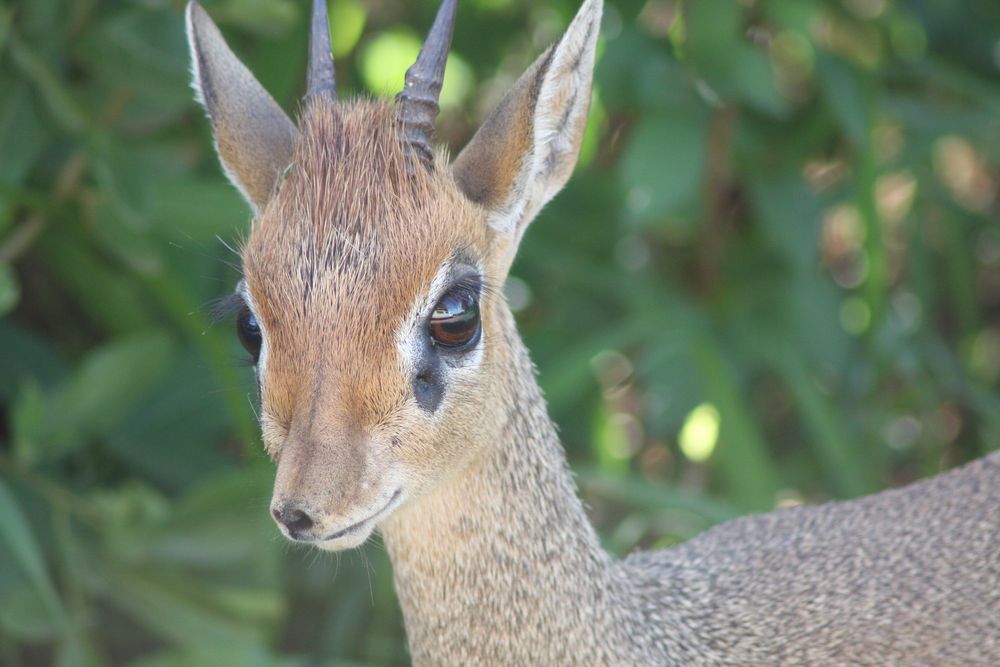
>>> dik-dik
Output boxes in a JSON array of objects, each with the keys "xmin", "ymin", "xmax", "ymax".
[{"xmin": 185, "ymin": 0, "xmax": 1000, "ymax": 663}]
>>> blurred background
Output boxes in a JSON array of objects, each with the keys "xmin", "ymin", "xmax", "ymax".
[{"xmin": 1, "ymin": 0, "xmax": 999, "ymax": 664}]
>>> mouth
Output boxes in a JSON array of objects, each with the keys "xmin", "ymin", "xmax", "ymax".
[{"xmin": 320, "ymin": 488, "xmax": 403, "ymax": 542}]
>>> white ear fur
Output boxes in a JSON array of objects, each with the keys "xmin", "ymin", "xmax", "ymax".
[
  {"xmin": 186, "ymin": 1, "xmax": 298, "ymax": 214},
  {"xmin": 451, "ymin": 0, "xmax": 601, "ymax": 258},
  {"xmin": 494, "ymin": 0, "xmax": 601, "ymax": 239}
]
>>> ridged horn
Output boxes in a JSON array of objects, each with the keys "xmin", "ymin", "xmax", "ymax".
[
  {"xmin": 396, "ymin": 0, "xmax": 457, "ymax": 166},
  {"xmin": 306, "ymin": 0, "xmax": 336, "ymax": 100}
]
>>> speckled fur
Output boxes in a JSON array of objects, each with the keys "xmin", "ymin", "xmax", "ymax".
[
  {"xmin": 382, "ymin": 309, "xmax": 1000, "ymax": 665},
  {"xmin": 187, "ymin": 0, "xmax": 1000, "ymax": 663}
]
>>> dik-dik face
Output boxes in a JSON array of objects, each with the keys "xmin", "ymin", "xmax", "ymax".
[{"xmin": 186, "ymin": 0, "xmax": 601, "ymax": 549}]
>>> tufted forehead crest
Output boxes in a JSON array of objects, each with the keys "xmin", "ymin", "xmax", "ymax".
[
  {"xmin": 241, "ymin": 99, "xmax": 481, "ymax": 322},
  {"xmin": 258, "ymin": 100, "xmax": 434, "ymax": 254}
]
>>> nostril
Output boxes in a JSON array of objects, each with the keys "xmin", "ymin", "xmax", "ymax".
[
  {"xmin": 285, "ymin": 508, "xmax": 313, "ymax": 532},
  {"xmin": 273, "ymin": 504, "xmax": 316, "ymax": 538}
]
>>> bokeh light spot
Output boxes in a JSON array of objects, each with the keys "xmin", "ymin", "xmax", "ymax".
[
  {"xmin": 839, "ymin": 297, "xmax": 871, "ymax": 335},
  {"xmin": 679, "ymin": 403, "xmax": 720, "ymax": 463},
  {"xmin": 329, "ymin": 0, "xmax": 366, "ymax": 57},
  {"xmin": 360, "ymin": 30, "xmax": 473, "ymax": 108}
]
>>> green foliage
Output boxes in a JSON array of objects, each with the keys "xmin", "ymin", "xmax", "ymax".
[{"xmin": 1, "ymin": 0, "xmax": 999, "ymax": 664}]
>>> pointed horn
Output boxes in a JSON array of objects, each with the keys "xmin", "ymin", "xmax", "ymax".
[
  {"xmin": 306, "ymin": 0, "xmax": 336, "ymax": 100},
  {"xmin": 396, "ymin": 0, "xmax": 457, "ymax": 166}
]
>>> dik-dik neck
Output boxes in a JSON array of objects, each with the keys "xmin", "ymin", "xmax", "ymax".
[{"xmin": 380, "ymin": 310, "xmax": 634, "ymax": 665}]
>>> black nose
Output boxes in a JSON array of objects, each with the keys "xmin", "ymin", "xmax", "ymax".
[{"xmin": 272, "ymin": 503, "xmax": 316, "ymax": 539}]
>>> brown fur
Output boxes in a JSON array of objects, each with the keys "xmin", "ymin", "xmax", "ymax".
[
  {"xmin": 186, "ymin": 0, "xmax": 1000, "ymax": 663},
  {"xmin": 242, "ymin": 99, "xmax": 501, "ymax": 545},
  {"xmin": 245, "ymin": 100, "xmax": 478, "ymax": 431}
]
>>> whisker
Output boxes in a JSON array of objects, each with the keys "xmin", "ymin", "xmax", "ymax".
[
  {"xmin": 246, "ymin": 392, "xmax": 261, "ymax": 423},
  {"xmin": 216, "ymin": 233, "xmax": 242, "ymax": 258},
  {"xmin": 360, "ymin": 548, "xmax": 375, "ymax": 606}
]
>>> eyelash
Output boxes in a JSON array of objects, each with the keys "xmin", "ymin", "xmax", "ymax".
[
  {"xmin": 209, "ymin": 291, "xmax": 245, "ymax": 323},
  {"xmin": 446, "ymin": 275, "xmax": 483, "ymax": 299}
]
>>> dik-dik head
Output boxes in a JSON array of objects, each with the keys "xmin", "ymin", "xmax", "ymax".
[{"xmin": 187, "ymin": 0, "xmax": 601, "ymax": 549}]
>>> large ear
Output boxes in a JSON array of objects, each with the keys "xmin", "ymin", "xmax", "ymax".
[
  {"xmin": 186, "ymin": 1, "xmax": 298, "ymax": 214},
  {"xmin": 452, "ymin": 0, "xmax": 601, "ymax": 248}
]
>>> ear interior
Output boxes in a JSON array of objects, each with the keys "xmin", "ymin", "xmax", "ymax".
[
  {"xmin": 452, "ymin": 0, "xmax": 602, "ymax": 239},
  {"xmin": 452, "ymin": 52, "xmax": 553, "ymax": 211},
  {"xmin": 186, "ymin": 1, "xmax": 299, "ymax": 213}
]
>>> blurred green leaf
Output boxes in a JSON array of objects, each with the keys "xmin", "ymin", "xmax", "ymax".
[
  {"xmin": 76, "ymin": 8, "xmax": 190, "ymax": 115},
  {"xmin": 0, "ymin": 320, "xmax": 67, "ymax": 401},
  {"xmin": 55, "ymin": 632, "xmax": 104, "ymax": 667},
  {"xmin": 0, "ymin": 81, "xmax": 46, "ymax": 189},
  {"xmin": 686, "ymin": 0, "xmax": 787, "ymax": 115},
  {"xmin": 0, "ymin": 586, "xmax": 61, "ymax": 641},
  {"xmin": 691, "ymin": 335, "xmax": 780, "ymax": 511},
  {"xmin": 0, "ymin": 262, "xmax": 18, "ymax": 315},
  {"xmin": 150, "ymin": 179, "xmax": 248, "ymax": 244},
  {"xmin": 0, "ymin": 7, "xmax": 12, "ymax": 51},
  {"xmin": 138, "ymin": 469, "xmax": 276, "ymax": 571},
  {"xmin": 39, "ymin": 229, "xmax": 154, "ymax": 335},
  {"xmin": 579, "ymin": 468, "xmax": 738, "ymax": 525},
  {"xmin": 128, "ymin": 645, "xmax": 306, "ymax": 667},
  {"xmin": 597, "ymin": 27, "xmax": 691, "ymax": 111},
  {"xmin": 14, "ymin": 334, "xmax": 173, "ymax": 464},
  {"xmin": 0, "ymin": 480, "xmax": 67, "ymax": 630},
  {"xmin": 213, "ymin": 0, "xmax": 299, "ymax": 36},
  {"xmin": 773, "ymin": 352, "xmax": 878, "ymax": 497},
  {"xmin": 620, "ymin": 110, "xmax": 708, "ymax": 227},
  {"xmin": 10, "ymin": 377, "xmax": 46, "ymax": 455},
  {"xmin": 90, "ymin": 565, "xmax": 274, "ymax": 648},
  {"xmin": 106, "ymin": 350, "xmax": 239, "ymax": 489},
  {"xmin": 817, "ymin": 55, "xmax": 870, "ymax": 145},
  {"xmin": 8, "ymin": 30, "xmax": 87, "ymax": 134}
]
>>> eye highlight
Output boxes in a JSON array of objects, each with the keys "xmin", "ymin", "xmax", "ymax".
[
  {"xmin": 429, "ymin": 282, "xmax": 481, "ymax": 350},
  {"xmin": 237, "ymin": 305, "xmax": 263, "ymax": 364}
]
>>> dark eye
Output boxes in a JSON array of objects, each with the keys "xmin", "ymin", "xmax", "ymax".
[
  {"xmin": 429, "ymin": 287, "xmax": 481, "ymax": 349},
  {"xmin": 237, "ymin": 306, "xmax": 263, "ymax": 363}
]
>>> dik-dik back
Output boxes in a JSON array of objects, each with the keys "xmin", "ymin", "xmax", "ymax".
[{"xmin": 620, "ymin": 452, "xmax": 1000, "ymax": 664}]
